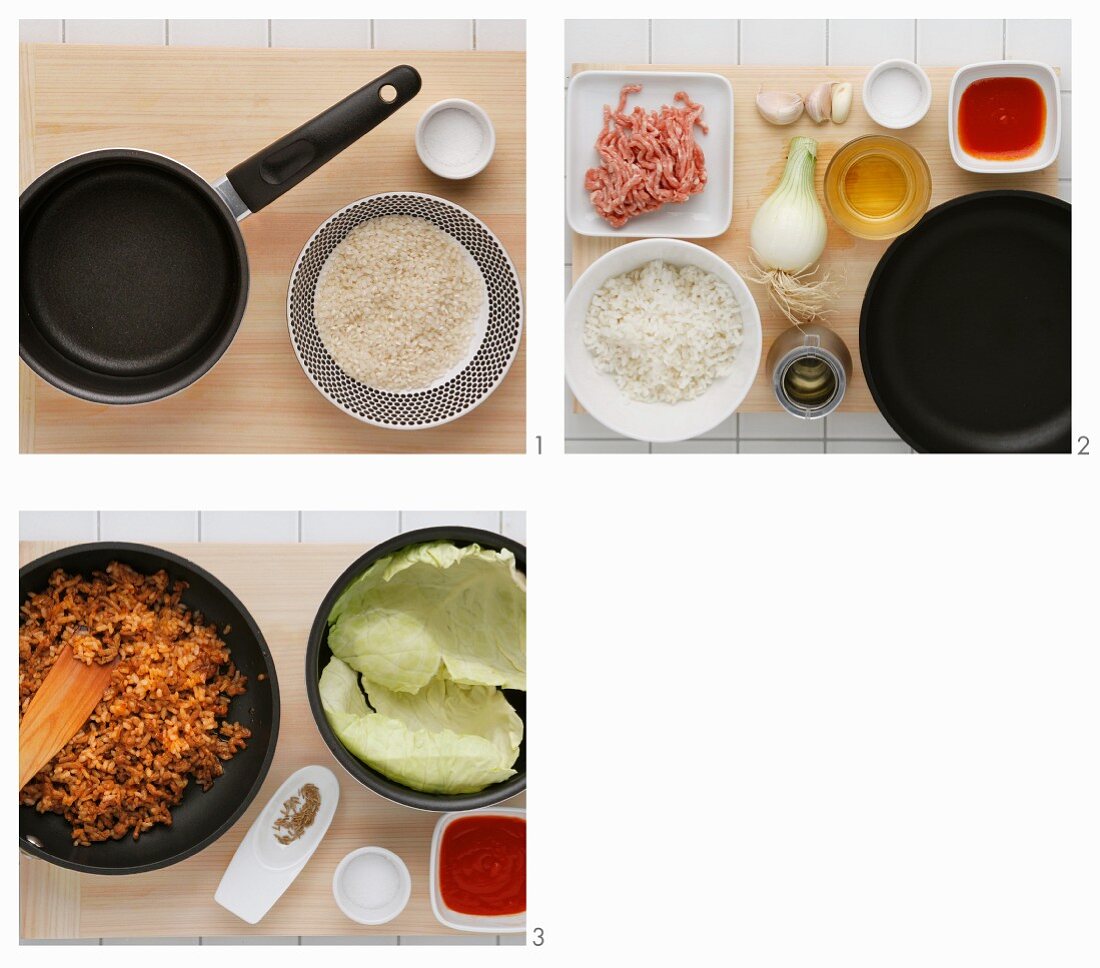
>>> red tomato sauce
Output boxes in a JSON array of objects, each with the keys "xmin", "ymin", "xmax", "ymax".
[
  {"xmin": 439, "ymin": 815, "xmax": 526, "ymax": 916},
  {"xmin": 958, "ymin": 76, "xmax": 1046, "ymax": 160}
]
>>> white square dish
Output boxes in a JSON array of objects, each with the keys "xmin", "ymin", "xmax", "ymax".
[
  {"xmin": 566, "ymin": 70, "xmax": 733, "ymax": 239},
  {"xmin": 429, "ymin": 808, "xmax": 526, "ymax": 934},
  {"xmin": 948, "ymin": 61, "xmax": 1061, "ymax": 174}
]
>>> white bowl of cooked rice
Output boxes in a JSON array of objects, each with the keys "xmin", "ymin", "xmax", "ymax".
[
  {"xmin": 565, "ymin": 238, "xmax": 762, "ymax": 443},
  {"xmin": 288, "ymin": 193, "xmax": 522, "ymax": 430}
]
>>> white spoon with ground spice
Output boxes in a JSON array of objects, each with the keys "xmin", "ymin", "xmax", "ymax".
[{"xmin": 216, "ymin": 765, "xmax": 340, "ymax": 924}]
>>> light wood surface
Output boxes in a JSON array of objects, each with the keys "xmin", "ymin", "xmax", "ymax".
[
  {"xmin": 19, "ymin": 646, "xmax": 117, "ymax": 790},
  {"xmin": 19, "ymin": 44, "xmax": 526, "ymax": 453},
  {"xmin": 19, "ymin": 542, "xmax": 525, "ymax": 939},
  {"xmin": 570, "ymin": 64, "xmax": 1059, "ymax": 413}
]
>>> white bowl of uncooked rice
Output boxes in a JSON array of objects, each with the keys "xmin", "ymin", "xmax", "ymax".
[
  {"xmin": 288, "ymin": 193, "xmax": 523, "ymax": 429},
  {"xmin": 565, "ymin": 238, "xmax": 762, "ymax": 442}
]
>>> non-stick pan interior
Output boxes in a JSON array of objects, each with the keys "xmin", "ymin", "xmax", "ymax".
[
  {"xmin": 861, "ymin": 191, "xmax": 1070, "ymax": 453},
  {"xmin": 19, "ymin": 543, "xmax": 279, "ymax": 874},
  {"xmin": 20, "ymin": 151, "xmax": 248, "ymax": 403}
]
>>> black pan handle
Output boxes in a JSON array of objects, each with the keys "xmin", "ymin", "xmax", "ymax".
[{"xmin": 224, "ymin": 65, "xmax": 422, "ymax": 214}]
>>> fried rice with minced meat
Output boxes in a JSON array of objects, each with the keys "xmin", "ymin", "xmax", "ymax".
[{"xmin": 19, "ymin": 562, "xmax": 250, "ymax": 845}]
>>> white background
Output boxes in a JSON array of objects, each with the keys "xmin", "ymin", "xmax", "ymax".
[
  {"xmin": 564, "ymin": 18, "xmax": 1072, "ymax": 453},
  {"xmin": 10, "ymin": 4, "xmax": 1100, "ymax": 966}
]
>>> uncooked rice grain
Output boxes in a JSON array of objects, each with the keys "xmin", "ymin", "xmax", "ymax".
[
  {"xmin": 584, "ymin": 259, "xmax": 743, "ymax": 403},
  {"xmin": 313, "ymin": 215, "xmax": 484, "ymax": 391},
  {"xmin": 18, "ymin": 563, "xmax": 250, "ymax": 845}
]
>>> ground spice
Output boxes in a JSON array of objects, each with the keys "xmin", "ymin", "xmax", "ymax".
[{"xmin": 272, "ymin": 783, "xmax": 322, "ymax": 845}]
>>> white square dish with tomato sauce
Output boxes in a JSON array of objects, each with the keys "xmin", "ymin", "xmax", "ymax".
[
  {"xmin": 429, "ymin": 807, "xmax": 526, "ymax": 933},
  {"xmin": 566, "ymin": 70, "xmax": 734, "ymax": 239}
]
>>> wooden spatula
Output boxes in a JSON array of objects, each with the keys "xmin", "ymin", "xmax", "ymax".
[{"xmin": 19, "ymin": 645, "xmax": 117, "ymax": 790}]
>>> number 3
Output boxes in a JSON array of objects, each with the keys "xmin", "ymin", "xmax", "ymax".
[{"xmin": 532, "ymin": 927, "xmax": 544, "ymax": 946}]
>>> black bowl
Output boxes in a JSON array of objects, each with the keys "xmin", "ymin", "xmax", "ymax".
[
  {"xmin": 19, "ymin": 542, "xmax": 280, "ymax": 874},
  {"xmin": 305, "ymin": 527, "xmax": 525, "ymax": 811}
]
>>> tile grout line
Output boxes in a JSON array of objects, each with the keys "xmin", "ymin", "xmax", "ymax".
[
  {"xmin": 268, "ymin": 19, "xmax": 273, "ymax": 48},
  {"xmin": 472, "ymin": 20, "xmax": 477, "ymax": 52}
]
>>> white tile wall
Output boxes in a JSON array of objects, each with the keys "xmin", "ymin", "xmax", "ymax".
[
  {"xmin": 64, "ymin": 20, "xmax": 166, "ymax": 45},
  {"xmin": 564, "ymin": 19, "xmax": 1072, "ymax": 454},
  {"xmin": 18, "ymin": 20, "xmax": 62, "ymax": 43},
  {"xmin": 563, "ymin": 19, "xmax": 649, "ymax": 81},
  {"xmin": 168, "ymin": 20, "xmax": 268, "ymax": 47},
  {"xmin": 23, "ymin": 18, "xmax": 526, "ymax": 55},
  {"xmin": 199, "ymin": 510, "xmax": 299, "ymax": 542},
  {"xmin": 19, "ymin": 511, "xmax": 97, "ymax": 541},
  {"xmin": 915, "ymin": 19, "xmax": 1004, "ymax": 66},
  {"xmin": 651, "ymin": 20, "xmax": 739, "ymax": 66},
  {"xmin": 270, "ymin": 19, "xmax": 371, "ymax": 49},
  {"xmin": 652, "ymin": 440, "xmax": 737, "ymax": 454},
  {"xmin": 401, "ymin": 510, "xmax": 501, "ymax": 533},
  {"xmin": 740, "ymin": 439, "xmax": 826, "ymax": 454},
  {"xmin": 18, "ymin": 508, "xmax": 525, "ymax": 946},
  {"xmin": 475, "ymin": 20, "xmax": 525, "ymax": 53},
  {"xmin": 825, "ymin": 439, "xmax": 912, "ymax": 454},
  {"xmin": 827, "ymin": 19, "xmax": 915, "ymax": 65},
  {"xmin": 100, "ymin": 511, "xmax": 199, "ymax": 542},
  {"xmin": 374, "ymin": 20, "xmax": 473, "ymax": 51},
  {"xmin": 1007, "ymin": 19, "xmax": 1071, "ymax": 88},
  {"xmin": 299, "ymin": 511, "xmax": 401, "ymax": 543},
  {"xmin": 740, "ymin": 19, "xmax": 826, "ymax": 65}
]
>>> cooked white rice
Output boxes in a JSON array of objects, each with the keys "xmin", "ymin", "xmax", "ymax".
[
  {"xmin": 583, "ymin": 259, "xmax": 743, "ymax": 403},
  {"xmin": 314, "ymin": 215, "xmax": 483, "ymax": 391}
]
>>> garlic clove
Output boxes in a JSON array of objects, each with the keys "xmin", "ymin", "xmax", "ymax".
[
  {"xmin": 831, "ymin": 82, "xmax": 853, "ymax": 124},
  {"xmin": 804, "ymin": 81, "xmax": 833, "ymax": 123},
  {"xmin": 756, "ymin": 89, "xmax": 805, "ymax": 126}
]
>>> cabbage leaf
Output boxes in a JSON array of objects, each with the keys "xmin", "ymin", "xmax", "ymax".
[
  {"xmin": 319, "ymin": 656, "xmax": 521, "ymax": 795},
  {"xmin": 327, "ymin": 542, "xmax": 526, "ymax": 693}
]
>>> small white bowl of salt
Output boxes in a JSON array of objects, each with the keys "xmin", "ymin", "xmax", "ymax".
[
  {"xmin": 333, "ymin": 846, "xmax": 412, "ymax": 925},
  {"xmin": 415, "ymin": 98, "xmax": 496, "ymax": 179}
]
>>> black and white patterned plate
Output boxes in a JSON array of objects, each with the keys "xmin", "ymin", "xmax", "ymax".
[{"xmin": 287, "ymin": 192, "xmax": 523, "ymax": 429}]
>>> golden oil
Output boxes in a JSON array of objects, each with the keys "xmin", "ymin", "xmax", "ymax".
[{"xmin": 824, "ymin": 135, "xmax": 932, "ymax": 240}]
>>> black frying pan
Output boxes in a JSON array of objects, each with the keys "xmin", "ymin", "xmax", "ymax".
[
  {"xmin": 19, "ymin": 66, "xmax": 422, "ymax": 405},
  {"xmin": 19, "ymin": 543, "xmax": 280, "ymax": 875},
  {"xmin": 860, "ymin": 190, "xmax": 1071, "ymax": 453}
]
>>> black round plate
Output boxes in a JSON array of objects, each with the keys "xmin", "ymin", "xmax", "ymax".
[
  {"xmin": 860, "ymin": 190, "xmax": 1070, "ymax": 453},
  {"xmin": 306, "ymin": 527, "xmax": 525, "ymax": 812},
  {"xmin": 19, "ymin": 543, "xmax": 280, "ymax": 874},
  {"xmin": 19, "ymin": 150, "xmax": 249, "ymax": 404}
]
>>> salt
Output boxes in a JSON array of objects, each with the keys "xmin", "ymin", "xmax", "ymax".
[
  {"xmin": 341, "ymin": 852, "xmax": 400, "ymax": 910},
  {"xmin": 869, "ymin": 68, "xmax": 922, "ymax": 120},
  {"xmin": 423, "ymin": 108, "xmax": 485, "ymax": 168}
]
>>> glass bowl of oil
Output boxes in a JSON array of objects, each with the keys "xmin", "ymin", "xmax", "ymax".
[{"xmin": 824, "ymin": 135, "xmax": 932, "ymax": 240}]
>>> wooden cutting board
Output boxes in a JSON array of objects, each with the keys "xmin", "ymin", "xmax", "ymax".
[
  {"xmin": 570, "ymin": 64, "xmax": 1060, "ymax": 414},
  {"xmin": 18, "ymin": 542, "xmax": 526, "ymax": 939},
  {"xmin": 19, "ymin": 45, "xmax": 525, "ymax": 453}
]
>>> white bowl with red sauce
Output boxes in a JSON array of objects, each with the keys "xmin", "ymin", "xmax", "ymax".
[
  {"xmin": 429, "ymin": 807, "xmax": 525, "ymax": 934},
  {"xmin": 948, "ymin": 61, "xmax": 1061, "ymax": 174}
]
